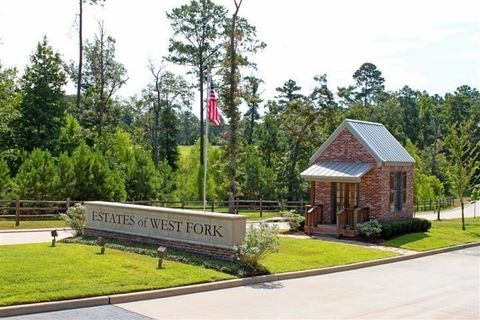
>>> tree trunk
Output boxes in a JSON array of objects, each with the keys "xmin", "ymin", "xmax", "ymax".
[
  {"xmin": 461, "ymin": 201, "xmax": 465, "ymax": 231},
  {"xmin": 248, "ymin": 104, "xmax": 254, "ymax": 144},
  {"xmin": 227, "ymin": 0, "xmax": 242, "ymax": 214},
  {"xmin": 76, "ymin": 0, "xmax": 83, "ymax": 111}
]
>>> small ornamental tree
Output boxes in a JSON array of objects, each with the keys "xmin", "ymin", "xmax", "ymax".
[
  {"xmin": 445, "ymin": 123, "xmax": 480, "ymax": 230},
  {"xmin": 15, "ymin": 149, "xmax": 58, "ymax": 200},
  {"xmin": 236, "ymin": 222, "xmax": 279, "ymax": 270},
  {"xmin": 281, "ymin": 210, "xmax": 305, "ymax": 232},
  {"xmin": 60, "ymin": 203, "xmax": 85, "ymax": 236}
]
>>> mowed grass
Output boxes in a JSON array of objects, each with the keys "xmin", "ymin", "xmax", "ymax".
[
  {"xmin": 0, "ymin": 243, "xmax": 233, "ymax": 307},
  {"xmin": 0, "ymin": 219, "xmax": 67, "ymax": 230},
  {"xmin": 261, "ymin": 237, "xmax": 396, "ymax": 273},
  {"xmin": 383, "ymin": 218, "xmax": 480, "ymax": 251}
]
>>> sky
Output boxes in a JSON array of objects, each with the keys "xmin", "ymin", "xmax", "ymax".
[{"xmin": 1, "ymin": 0, "xmax": 479, "ymax": 115}]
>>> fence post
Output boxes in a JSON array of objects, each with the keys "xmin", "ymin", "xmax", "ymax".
[
  {"xmin": 15, "ymin": 197, "xmax": 20, "ymax": 226},
  {"xmin": 259, "ymin": 198, "xmax": 263, "ymax": 218},
  {"xmin": 66, "ymin": 197, "xmax": 71, "ymax": 210},
  {"xmin": 300, "ymin": 199, "xmax": 304, "ymax": 213},
  {"xmin": 181, "ymin": 200, "xmax": 185, "ymax": 210},
  {"xmin": 211, "ymin": 200, "xmax": 215, "ymax": 213},
  {"xmin": 437, "ymin": 198, "xmax": 441, "ymax": 221}
]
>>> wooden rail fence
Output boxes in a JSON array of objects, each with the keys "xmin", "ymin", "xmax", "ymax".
[{"xmin": 0, "ymin": 198, "xmax": 309, "ymax": 226}]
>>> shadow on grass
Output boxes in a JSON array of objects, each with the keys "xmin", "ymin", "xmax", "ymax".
[{"xmin": 384, "ymin": 232, "xmax": 430, "ymax": 246}]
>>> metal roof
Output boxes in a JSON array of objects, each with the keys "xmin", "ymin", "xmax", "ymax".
[
  {"xmin": 309, "ymin": 119, "xmax": 415, "ymax": 165},
  {"xmin": 300, "ymin": 161, "xmax": 373, "ymax": 183}
]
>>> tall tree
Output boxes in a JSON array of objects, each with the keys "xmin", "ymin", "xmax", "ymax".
[
  {"xmin": 279, "ymin": 98, "xmax": 322, "ymax": 200},
  {"xmin": 144, "ymin": 64, "xmax": 192, "ymax": 168},
  {"xmin": 17, "ymin": 37, "xmax": 67, "ymax": 152},
  {"xmin": 445, "ymin": 123, "xmax": 480, "ymax": 230},
  {"xmin": 81, "ymin": 22, "xmax": 128, "ymax": 138},
  {"xmin": 242, "ymin": 76, "xmax": 263, "ymax": 144},
  {"xmin": 222, "ymin": 0, "xmax": 265, "ymax": 212},
  {"xmin": 396, "ymin": 86, "xmax": 421, "ymax": 144},
  {"xmin": 166, "ymin": 0, "xmax": 228, "ymax": 169},
  {"xmin": 353, "ymin": 62, "xmax": 385, "ymax": 106},
  {"xmin": 274, "ymin": 79, "xmax": 303, "ymax": 113},
  {"xmin": 76, "ymin": 0, "xmax": 105, "ymax": 111},
  {"xmin": 177, "ymin": 110, "xmax": 200, "ymax": 145},
  {"xmin": 0, "ymin": 65, "xmax": 21, "ymax": 153},
  {"xmin": 309, "ymin": 74, "xmax": 341, "ymax": 136}
]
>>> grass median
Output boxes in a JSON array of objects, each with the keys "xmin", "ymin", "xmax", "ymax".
[
  {"xmin": 262, "ymin": 237, "xmax": 396, "ymax": 273},
  {"xmin": 0, "ymin": 235, "xmax": 399, "ymax": 307},
  {"xmin": 0, "ymin": 219, "xmax": 67, "ymax": 230},
  {"xmin": 0, "ymin": 243, "xmax": 233, "ymax": 307},
  {"xmin": 383, "ymin": 218, "xmax": 480, "ymax": 251}
]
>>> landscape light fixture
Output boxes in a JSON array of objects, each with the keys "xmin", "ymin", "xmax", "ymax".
[
  {"xmin": 96, "ymin": 236, "xmax": 106, "ymax": 254},
  {"xmin": 156, "ymin": 246, "xmax": 167, "ymax": 268},
  {"xmin": 51, "ymin": 230, "xmax": 58, "ymax": 247}
]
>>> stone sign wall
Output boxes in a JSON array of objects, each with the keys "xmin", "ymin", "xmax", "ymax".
[{"xmin": 84, "ymin": 201, "xmax": 246, "ymax": 260}]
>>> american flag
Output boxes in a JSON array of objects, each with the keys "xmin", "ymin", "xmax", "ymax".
[{"xmin": 208, "ymin": 83, "xmax": 221, "ymax": 127}]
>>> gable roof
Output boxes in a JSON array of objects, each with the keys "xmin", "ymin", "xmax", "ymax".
[{"xmin": 309, "ymin": 119, "xmax": 415, "ymax": 165}]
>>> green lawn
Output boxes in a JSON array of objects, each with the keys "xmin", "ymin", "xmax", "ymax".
[
  {"xmin": 383, "ymin": 218, "xmax": 480, "ymax": 251},
  {"xmin": 0, "ymin": 243, "xmax": 233, "ymax": 307},
  {"xmin": 261, "ymin": 237, "xmax": 396, "ymax": 273},
  {"xmin": 0, "ymin": 219, "xmax": 67, "ymax": 230}
]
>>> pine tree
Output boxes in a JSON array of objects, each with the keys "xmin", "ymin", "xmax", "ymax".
[
  {"xmin": 15, "ymin": 149, "xmax": 58, "ymax": 200},
  {"xmin": 71, "ymin": 144, "xmax": 126, "ymax": 201},
  {"xmin": 125, "ymin": 149, "xmax": 159, "ymax": 201},
  {"xmin": 56, "ymin": 152, "xmax": 76, "ymax": 199},
  {"xmin": 17, "ymin": 37, "xmax": 67, "ymax": 152}
]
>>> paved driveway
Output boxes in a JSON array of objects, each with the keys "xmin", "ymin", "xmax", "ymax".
[
  {"xmin": 418, "ymin": 200, "xmax": 479, "ymax": 221},
  {"xmin": 8, "ymin": 246, "xmax": 477, "ymax": 320}
]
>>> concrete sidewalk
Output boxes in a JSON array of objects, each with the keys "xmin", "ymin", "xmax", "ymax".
[{"xmin": 0, "ymin": 229, "xmax": 73, "ymax": 245}]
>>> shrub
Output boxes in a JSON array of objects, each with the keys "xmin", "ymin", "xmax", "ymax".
[
  {"xmin": 281, "ymin": 210, "xmax": 305, "ymax": 231},
  {"xmin": 236, "ymin": 222, "xmax": 279, "ymax": 271},
  {"xmin": 357, "ymin": 219, "xmax": 382, "ymax": 239},
  {"xmin": 60, "ymin": 203, "xmax": 85, "ymax": 236},
  {"xmin": 380, "ymin": 218, "xmax": 431, "ymax": 239}
]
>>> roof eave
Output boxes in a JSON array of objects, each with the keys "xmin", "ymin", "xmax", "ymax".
[{"xmin": 300, "ymin": 175, "xmax": 362, "ymax": 183}]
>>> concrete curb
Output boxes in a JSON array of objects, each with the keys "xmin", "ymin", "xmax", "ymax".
[
  {"xmin": 0, "ymin": 296, "xmax": 109, "ymax": 318},
  {"xmin": 0, "ymin": 228, "xmax": 72, "ymax": 234},
  {"xmin": 1, "ymin": 242, "xmax": 478, "ymax": 318}
]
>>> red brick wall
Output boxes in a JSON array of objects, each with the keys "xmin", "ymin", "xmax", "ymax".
[
  {"xmin": 310, "ymin": 128, "xmax": 414, "ymax": 222},
  {"xmin": 312, "ymin": 128, "xmax": 377, "ymax": 164}
]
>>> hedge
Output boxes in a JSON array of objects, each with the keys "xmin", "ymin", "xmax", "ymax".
[{"xmin": 380, "ymin": 218, "xmax": 431, "ymax": 239}]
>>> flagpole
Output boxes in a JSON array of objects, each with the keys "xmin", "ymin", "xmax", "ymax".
[{"xmin": 203, "ymin": 76, "xmax": 210, "ymax": 212}]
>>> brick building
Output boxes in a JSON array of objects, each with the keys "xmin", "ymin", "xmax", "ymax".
[{"xmin": 300, "ymin": 119, "xmax": 415, "ymax": 237}]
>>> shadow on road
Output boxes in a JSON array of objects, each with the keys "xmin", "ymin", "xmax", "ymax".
[{"xmin": 248, "ymin": 282, "xmax": 284, "ymax": 290}]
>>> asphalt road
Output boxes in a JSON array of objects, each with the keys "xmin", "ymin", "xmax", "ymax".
[{"xmin": 7, "ymin": 246, "xmax": 479, "ymax": 320}]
